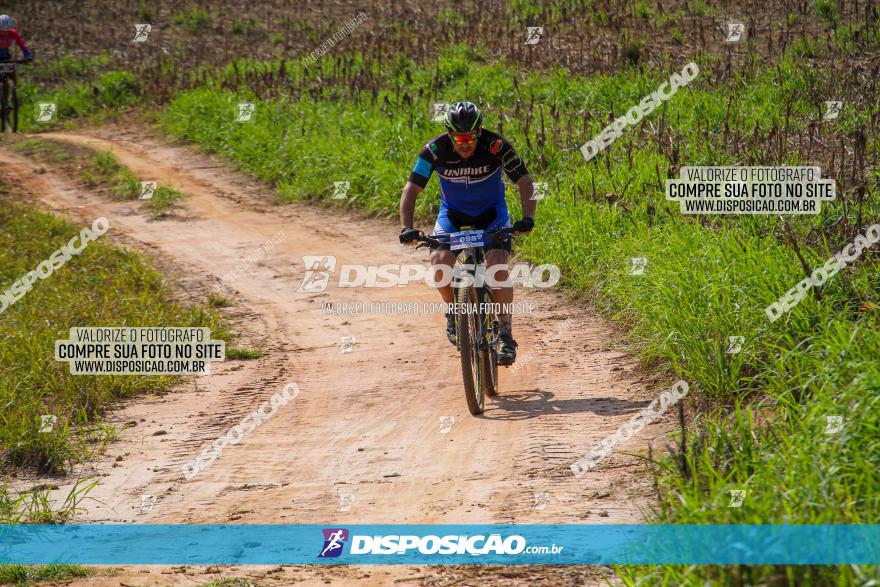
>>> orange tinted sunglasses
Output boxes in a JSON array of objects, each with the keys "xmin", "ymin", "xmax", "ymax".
[{"xmin": 450, "ymin": 131, "xmax": 479, "ymax": 144}]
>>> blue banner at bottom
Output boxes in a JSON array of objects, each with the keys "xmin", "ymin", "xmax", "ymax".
[{"xmin": 1, "ymin": 524, "xmax": 878, "ymax": 565}]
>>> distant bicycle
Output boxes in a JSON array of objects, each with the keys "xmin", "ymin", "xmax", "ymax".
[
  {"xmin": 417, "ymin": 226, "xmax": 516, "ymax": 415},
  {"xmin": 0, "ymin": 59, "xmax": 28, "ymax": 132}
]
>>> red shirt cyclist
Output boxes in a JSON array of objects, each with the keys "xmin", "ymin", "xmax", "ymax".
[{"xmin": 0, "ymin": 15, "xmax": 34, "ymax": 68}]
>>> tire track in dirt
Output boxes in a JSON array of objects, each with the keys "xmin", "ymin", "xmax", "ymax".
[{"xmin": 1, "ymin": 126, "xmax": 676, "ymax": 585}]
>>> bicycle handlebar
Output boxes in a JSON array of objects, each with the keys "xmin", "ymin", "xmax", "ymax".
[{"xmin": 414, "ymin": 226, "xmax": 516, "ymax": 249}]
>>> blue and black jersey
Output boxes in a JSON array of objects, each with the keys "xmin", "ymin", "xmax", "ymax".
[{"xmin": 407, "ymin": 130, "xmax": 529, "ymax": 217}]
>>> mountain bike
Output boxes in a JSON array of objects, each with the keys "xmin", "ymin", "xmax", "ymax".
[
  {"xmin": 417, "ymin": 227, "xmax": 515, "ymax": 415},
  {"xmin": 0, "ymin": 60, "xmax": 28, "ymax": 133}
]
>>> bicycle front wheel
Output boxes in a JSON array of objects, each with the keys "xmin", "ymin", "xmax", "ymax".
[
  {"xmin": 456, "ymin": 283, "xmax": 485, "ymax": 415},
  {"xmin": 478, "ymin": 286, "xmax": 498, "ymax": 397},
  {"xmin": 0, "ymin": 80, "xmax": 8, "ymax": 133},
  {"xmin": 10, "ymin": 79, "xmax": 17, "ymax": 133}
]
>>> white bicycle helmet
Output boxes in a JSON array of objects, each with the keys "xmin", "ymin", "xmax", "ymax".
[{"xmin": 0, "ymin": 15, "xmax": 14, "ymax": 30}]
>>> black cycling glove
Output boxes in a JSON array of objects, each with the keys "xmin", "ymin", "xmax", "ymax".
[
  {"xmin": 399, "ymin": 226, "xmax": 420, "ymax": 244},
  {"xmin": 512, "ymin": 217, "xmax": 535, "ymax": 234}
]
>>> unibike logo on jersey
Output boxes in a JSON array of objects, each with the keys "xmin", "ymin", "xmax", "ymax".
[
  {"xmin": 318, "ymin": 528, "xmax": 349, "ymax": 558},
  {"xmin": 442, "ymin": 165, "xmax": 491, "ymax": 178}
]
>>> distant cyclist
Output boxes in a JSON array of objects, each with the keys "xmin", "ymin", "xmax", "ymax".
[
  {"xmin": 399, "ymin": 101, "xmax": 536, "ymax": 366},
  {"xmin": 0, "ymin": 15, "xmax": 33, "ymax": 77}
]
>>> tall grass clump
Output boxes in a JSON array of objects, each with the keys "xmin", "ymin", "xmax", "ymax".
[{"xmin": 0, "ymin": 182, "xmax": 223, "ymax": 473}]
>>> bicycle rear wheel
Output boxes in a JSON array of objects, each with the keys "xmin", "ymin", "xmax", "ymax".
[{"xmin": 456, "ymin": 283, "xmax": 485, "ymax": 415}]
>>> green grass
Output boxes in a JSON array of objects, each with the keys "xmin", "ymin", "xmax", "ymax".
[
  {"xmin": 160, "ymin": 47, "xmax": 850, "ymax": 222},
  {"xmin": 91, "ymin": 159, "xmax": 182, "ymax": 212},
  {"xmin": 36, "ymin": 53, "xmax": 113, "ymax": 81},
  {"xmin": 505, "ymin": 0, "xmax": 598, "ymax": 26},
  {"xmin": 634, "ymin": 1, "xmax": 653, "ymax": 19},
  {"xmin": 14, "ymin": 69, "xmax": 141, "ymax": 133},
  {"xmin": 172, "ymin": 8, "xmax": 211, "ymax": 33},
  {"xmin": 0, "ymin": 482, "xmax": 97, "ymax": 584},
  {"xmin": 670, "ymin": 28, "xmax": 686, "ymax": 45},
  {"xmin": 79, "ymin": 151, "xmax": 143, "ymax": 200},
  {"xmin": 11, "ymin": 137, "xmax": 82, "ymax": 164},
  {"xmin": 0, "ymin": 480, "xmax": 98, "ymax": 524},
  {"xmin": 814, "ymin": 0, "xmax": 840, "ymax": 26},
  {"xmin": 194, "ymin": 578, "xmax": 257, "ymax": 587},
  {"xmin": 226, "ymin": 348, "xmax": 263, "ymax": 360},
  {"xmin": 0, "ymin": 564, "xmax": 91, "ymax": 586},
  {"xmin": 137, "ymin": 2, "xmax": 152, "ymax": 22},
  {"xmin": 13, "ymin": 138, "xmax": 184, "ymax": 217},
  {"xmin": 0, "ymin": 182, "xmax": 224, "ymax": 473},
  {"xmin": 155, "ymin": 48, "xmax": 880, "ymax": 585},
  {"xmin": 208, "ymin": 292, "xmax": 234, "ymax": 307},
  {"xmin": 438, "ymin": 8, "xmax": 465, "ymax": 27}
]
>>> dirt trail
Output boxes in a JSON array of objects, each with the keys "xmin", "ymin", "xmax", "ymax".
[{"xmin": 1, "ymin": 126, "xmax": 675, "ymax": 585}]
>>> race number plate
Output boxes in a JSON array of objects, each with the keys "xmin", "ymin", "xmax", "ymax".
[
  {"xmin": 0, "ymin": 63, "xmax": 15, "ymax": 74},
  {"xmin": 449, "ymin": 230, "xmax": 484, "ymax": 251}
]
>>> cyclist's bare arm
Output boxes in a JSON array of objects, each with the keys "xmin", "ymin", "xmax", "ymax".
[
  {"xmin": 400, "ymin": 181, "xmax": 422, "ymax": 228},
  {"xmin": 516, "ymin": 174, "xmax": 536, "ymax": 219}
]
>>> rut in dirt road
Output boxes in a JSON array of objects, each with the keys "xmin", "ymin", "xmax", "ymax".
[{"xmin": 2, "ymin": 127, "xmax": 676, "ymax": 527}]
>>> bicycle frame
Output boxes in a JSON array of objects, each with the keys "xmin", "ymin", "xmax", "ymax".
[
  {"xmin": 417, "ymin": 227, "xmax": 512, "ymax": 414},
  {"xmin": 0, "ymin": 60, "xmax": 27, "ymax": 133},
  {"xmin": 455, "ymin": 245, "xmax": 501, "ymax": 351}
]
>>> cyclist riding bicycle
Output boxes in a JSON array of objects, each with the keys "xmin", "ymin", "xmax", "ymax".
[
  {"xmin": 398, "ymin": 101, "xmax": 537, "ymax": 366},
  {"xmin": 0, "ymin": 15, "xmax": 33, "ymax": 72}
]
